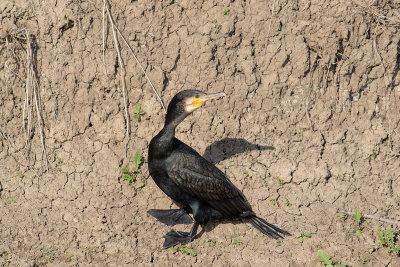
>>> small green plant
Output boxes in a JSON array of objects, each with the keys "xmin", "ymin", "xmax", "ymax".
[
  {"xmin": 285, "ymin": 199, "xmax": 292, "ymax": 206},
  {"xmin": 332, "ymin": 260, "xmax": 347, "ymax": 267},
  {"xmin": 181, "ymin": 246, "xmax": 196, "ymax": 256},
  {"xmin": 278, "ymin": 179, "xmax": 284, "ymax": 186},
  {"xmin": 6, "ymin": 200, "xmax": 11, "ymax": 205},
  {"xmin": 216, "ymin": 24, "xmax": 222, "ymax": 33},
  {"xmin": 16, "ymin": 166, "xmax": 24, "ymax": 178},
  {"xmin": 377, "ymin": 227, "xmax": 400, "ymax": 255},
  {"xmin": 233, "ymin": 239, "xmax": 241, "ymax": 246},
  {"xmin": 299, "ymin": 232, "xmax": 311, "ymax": 242},
  {"xmin": 243, "ymin": 171, "xmax": 249, "ymax": 177},
  {"xmin": 121, "ymin": 152, "xmax": 145, "ymax": 189},
  {"xmin": 0, "ymin": 250, "xmax": 7, "ymax": 256},
  {"xmin": 133, "ymin": 103, "xmax": 145, "ymax": 122},
  {"xmin": 205, "ymin": 237, "xmax": 216, "ymax": 243},
  {"xmin": 134, "ymin": 181, "xmax": 145, "ymax": 190},
  {"xmin": 353, "ymin": 209, "xmax": 362, "ymax": 225},
  {"xmin": 2, "ymin": 259, "xmax": 10, "ymax": 266},
  {"xmin": 270, "ymin": 199, "xmax": 277, "ymax": 206},
  {"xmin": 355, "ymin": 229, "xmax": 362, "ymax": 237},
  {"xmin": 318, "ymin": 250, "xmax": 333, "ymax": 267},
  {"xmin": 223, "ymin": 8, "xmax": 230, "ymax": 15},
  {"xmin": 301, "ymin": 233, "xmax": 311, "ymax": 238},
  {"xmin": 361, "ymin": 257, "xmax": 368, "ymax": 264},
  {"xmin": 121, "ymin": 167, "xmax": 136, "ymax": 184},
  {"xmin": 371, "ymin": 150, "xmax": 376, "ymax": 159},
  {"xmin": 276, "ymin": 240, "xmax": 281, "ymax": 246},
  {"xmin": 338, "ymin": 213, "xmax": 347, "ymax": 220},
  {"xmin": 170, "ymin": 246, "xmax": 196, "ymax": 257},
  {"xmin": 56, "ymin": 157, "xmax": 63, "ymax": 167},
  {"xmin": 47, "ymin": 255, "xmax": 54, "ymax": 262}
]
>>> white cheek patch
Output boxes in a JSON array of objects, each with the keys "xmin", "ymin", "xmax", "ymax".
[{"xmin": 185, "ymin": 104, "xmax": 198, "ymax": 113}]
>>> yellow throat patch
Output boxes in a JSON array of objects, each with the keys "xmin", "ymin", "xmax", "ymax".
[{"xmin": 192, "ymin": 97, "xmax": 204, "ymax": 107}]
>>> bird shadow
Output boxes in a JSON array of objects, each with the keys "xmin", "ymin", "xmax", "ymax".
[{"xmin": 202, "ymin": 137, "xmax": 275, "ymax": 163}]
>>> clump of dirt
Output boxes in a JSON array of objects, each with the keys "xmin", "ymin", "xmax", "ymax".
[{"xmin": 1, "ymin": 0, "xmax": 399, "ymax": 266}]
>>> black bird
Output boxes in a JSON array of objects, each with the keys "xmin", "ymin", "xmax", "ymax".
[{"xmin": 148, "ymin": 90, "xmax": 289, "ymax": 248}]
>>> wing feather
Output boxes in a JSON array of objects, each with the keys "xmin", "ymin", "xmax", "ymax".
[{"xmin": 166, "ymin": 140, "xmax": 252, "ymax": 217}]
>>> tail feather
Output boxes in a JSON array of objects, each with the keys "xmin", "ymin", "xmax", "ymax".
[{"xmin": 249, "ymin": 216, "xmax": 290, "ymax": 238}]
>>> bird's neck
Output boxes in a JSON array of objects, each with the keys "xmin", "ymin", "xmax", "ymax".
[
  {"xmin": 151, "ymin": 123, "xmax": 176, "ymax": 158},
  {"xmin": 150, "ymin": 111, "xmax": 189, "ymax": 159}
]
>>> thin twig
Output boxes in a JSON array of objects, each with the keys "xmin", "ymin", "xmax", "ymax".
[
  {"xmin": 19, "ymin": 29, "xmax": 49, "ymax": 170},
  {"xmin": 114, "ymin": 26, "xmax": 166, "ymax": 113},
  {"xmin": 25, "ymin": 31, "xmax": 49, "ymax": 171},
  {"xmin": 104, "ymin": 0, "xmax": 130, "ymax": 139},
  {"xmin": 102, "ymin": 0, "xmax": 107, "ymax": 75},
  {"xmin": 343, "ymin": 211, "xmax": 400, "ymax": 226},
  {"xmin": 102, "ymin": 0, "xmax": 166, "ymax": 113}
]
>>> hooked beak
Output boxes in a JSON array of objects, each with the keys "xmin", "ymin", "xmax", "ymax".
[
  {"xmin": 200, "ymin": 92, "xmax": 226, "ymax": 102},
  {"xmin": 190, "ymin": 91, "xmax": 226, "ymax": 110}
]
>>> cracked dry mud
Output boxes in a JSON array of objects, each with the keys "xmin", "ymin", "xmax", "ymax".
[{"xmin": 1, "ymin": 0, "xmax": 400, "ymax": 266}]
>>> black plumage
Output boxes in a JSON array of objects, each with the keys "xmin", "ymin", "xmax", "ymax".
[{"xmin": 148, "ymin": 90, "xmax": 289, "ymax": 248}]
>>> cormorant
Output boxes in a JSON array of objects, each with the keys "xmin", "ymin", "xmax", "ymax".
[{"xmin": 148, "ymin": 90, "xmax": 289, "ymax": 248}]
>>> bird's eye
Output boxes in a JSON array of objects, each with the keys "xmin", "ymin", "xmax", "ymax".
[{"xmin": 195, "ymin": 94, "xmax": 199, "ymax": 98}]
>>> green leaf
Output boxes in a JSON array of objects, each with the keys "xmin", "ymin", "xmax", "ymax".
[
  {"xmin": 355, "ymin": 229, "xmax": 362, "ymax": 237},
  {"xmin": 139, "ymin": 111, "xmax": 145, "ymax": 115},
  {"xmin": 181, "ymin": 246, "xmax": 196, "ymax": 257},
  {"xmin": 170, "ymin": 247, "xmax": 178, "ymax": 254},
  {"xmin": 122, "ymin": 175, "xmax": 135, "ymax": 183},
  {"xmin": 301, "ymin": 233, "xmax": 311, "ymax": 238},
  {"xmin": 133, "ymin": 114, "xmax": 139, "ymax": 119},
  {"xmin": 318, "ymin": 250, "xmax": 333, "ymax": 267},
  {"xmin": 134, "ymin": 103, "xmax": 141, "ymax": 111},
  {"xmin": 377, "ymin": 231, "xmax": 386, "ymax": 246},
  {"xmin": 121, "ymin": 168, "xmax": 130, "ymax": 174},
  {"xmin": 385, "ymin": 227, "xmax": 396, "ymax": 245},
  {"xmin": 135, "ymin": 181, "xmax": 145, "ymax": 190},
  {"xmin": 134, "ymin": 152, "xmax": 143, "ymax": 169},
  {"xmin": 353, "ymin": 209, "xmax": 362, "ymax": 225}
]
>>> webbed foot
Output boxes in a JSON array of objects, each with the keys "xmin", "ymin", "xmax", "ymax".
[
  {"xmin": 163, "ymin": 229, "xmax": 192, "ymax": 248},
  {"xmin": 147, "ymin": 209, "xmax": 193, "ymax": 226},
  {"xmin": 162, "ymin": 221, "xmax": 200, "ymax": 249}
]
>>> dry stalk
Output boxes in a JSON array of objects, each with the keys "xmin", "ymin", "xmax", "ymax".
[
  {"xmin": 114, "ymin": 26, "xmax": 166, "ymax": 113},
  {"xmin": 20, "ymin": 29, "xmax": 49, "ymax": 171},
  {"xmin": 104, "ymin": 0, "xmax": 130, "ymax": 141},
  {"xmin": 102, "ymin": 0, "xmax": 107, "ymax": 76},
  {"xmin": 343, "ymin": 211, "xmax": 400, "ymax": 226},
  {"xmin": 102, "ymin": 0, "xmax": 166, "ymax": 114}
]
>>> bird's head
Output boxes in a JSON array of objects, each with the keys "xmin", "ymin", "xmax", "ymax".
[{"xmin": 165, "ymin": 90, "xmax": 226, "ymax": 126}]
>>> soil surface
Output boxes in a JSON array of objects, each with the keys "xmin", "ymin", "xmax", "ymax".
[{"xmin": 1, "ymin": 0, "xmax": 400, "ymax": 266}]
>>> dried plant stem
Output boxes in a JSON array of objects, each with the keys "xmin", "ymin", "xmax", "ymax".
[
  {"xmin": 104, "ymin": 0, "xmax": 130, "ymax": 139},
  {"xmin": 102, "ymin": 0, "xmax": 107, "ymax": 76},
  {"xmin": 22, "ymin": 29, "xmax": 49, "ymax": 171},
  {"xmin": 102, "ymin": 0, "xmax": 166, "ymax": 113},
  {"xmin": 114, "ymin": 26, "xmax": 166, "ymax": 113},
  {"xmin": 343, "ymin": 211, "xmax": 400, "ymax": 226}
]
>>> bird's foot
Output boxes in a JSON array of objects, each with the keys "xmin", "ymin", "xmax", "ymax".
[
  {"xmin": 147, "ymin": 209, "xmax": 193, "ymax": 226},
  {"xmin": 162, "ymin": 229, "xmax": 193, "ymax": 248}
]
